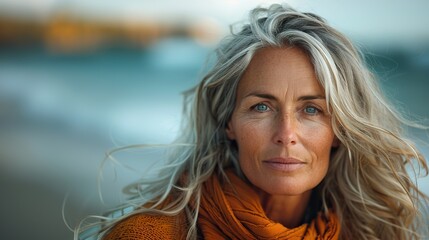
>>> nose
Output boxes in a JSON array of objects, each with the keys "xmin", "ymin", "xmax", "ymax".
[{"xmin": 272, "ymin": 114, "xmax": 297, "ymax": 145}]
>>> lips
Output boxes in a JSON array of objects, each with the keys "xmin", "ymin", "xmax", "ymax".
[{"xmin": 262, "ymin": 157, "xmax": 306, "ymax": 172}]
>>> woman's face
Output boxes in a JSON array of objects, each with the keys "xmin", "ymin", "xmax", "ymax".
[{"xmin": 226, "ymin": 47, "xmax": 337, "ymax": 196}]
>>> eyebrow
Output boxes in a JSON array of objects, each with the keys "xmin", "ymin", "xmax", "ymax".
[
  {"xmin": 297, "ymin": 95, "xmax": 325, "ymax": 101},
  {"xmin": 244, "ymin": 92, "xmax": 325, "ymax": 101}
]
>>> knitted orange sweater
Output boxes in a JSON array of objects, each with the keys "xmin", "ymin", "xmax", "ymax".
[
  {"xmin": 103, "ymin": 212, "xmax": 188, "ymax": 240},
  {"xmin": 103, "ymin": 170, "xmax": 340, "ymax": 239}
]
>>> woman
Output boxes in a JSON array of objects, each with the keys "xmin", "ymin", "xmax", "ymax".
[{"xmin": 78, "ymin": 3, "xmax": 429, "ymax": 240}]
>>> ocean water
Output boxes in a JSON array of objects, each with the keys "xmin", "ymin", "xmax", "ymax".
[{"xmin": 0, "ymin": 38, "xmax": 213, "ymax": 239}]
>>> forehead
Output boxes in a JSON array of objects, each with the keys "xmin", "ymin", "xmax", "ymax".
[{"xmin": 237, "ymin": 47, "xmax": 324, "ymax": 98}]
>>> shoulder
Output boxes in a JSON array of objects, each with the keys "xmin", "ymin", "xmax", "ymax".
[{"xmin": 103, "ymin": 212, "xmax": 188, "ymax": 240}]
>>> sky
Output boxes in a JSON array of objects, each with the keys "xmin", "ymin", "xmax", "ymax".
[{"xmin": 1, "ymin": 0, "xmax": 429, "ymax": 46}]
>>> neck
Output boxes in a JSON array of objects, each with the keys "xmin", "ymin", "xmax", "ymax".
[{"xmin": 258, "ymin": 190, "xmax": 312, "ymax": 228}]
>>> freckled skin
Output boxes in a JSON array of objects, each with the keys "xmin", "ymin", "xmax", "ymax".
[{"xmin": 226, "ymin": 47, "xmax": 337, "ymax": 226}]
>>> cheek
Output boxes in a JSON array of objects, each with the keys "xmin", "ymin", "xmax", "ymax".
[
  {"xmin": 300, "ymin": 125, "xmax": 333, "ymax": 188},
  {"xmin": 300, "ymin": 121, "xmax": 335, "ymax": 168},
  {"xmin": 235, "ymin": 122, "xmax": 263, "ymax": 151},
  {"xmin": 312, "ymin": 134, "xmax": 334, "ymax": 159},
  {"xmin": 300, "ymin": 120, "xmax": 335, "ymax": 152},
  {"xmin": 232, "ymin": 120, "xmax": 270, "ymax": 166}
]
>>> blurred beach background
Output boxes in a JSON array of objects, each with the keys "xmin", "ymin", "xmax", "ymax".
[{"xmin": 0, "ymin": 0, "xmax": 428, "ymax": 239}]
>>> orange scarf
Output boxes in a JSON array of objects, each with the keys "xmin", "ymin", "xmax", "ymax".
[{"xmin": 198, "ymin": 169, "xmax": 340, "ymax": 239}]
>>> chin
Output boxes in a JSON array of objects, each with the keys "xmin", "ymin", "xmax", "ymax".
[{"xmin": 253, "ymin": 178, "xmax": 317, "ymax": 197}]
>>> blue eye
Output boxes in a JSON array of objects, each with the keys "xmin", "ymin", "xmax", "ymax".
[
  {"xmin": 253, "ymin": 103, "xmax": 270, "ymax": 112},
  {"xmin": 304, "ymin": 106, "xmax": 319, "ymax": 115}
]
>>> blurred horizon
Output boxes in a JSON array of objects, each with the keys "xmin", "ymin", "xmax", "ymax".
[
  {"xmin": 1, "ymin": 0, "xmax": 429, "ymax": 49},
  {"xmin": 1, "ymin": 1, "xmax": 429, "ymax": 239}
]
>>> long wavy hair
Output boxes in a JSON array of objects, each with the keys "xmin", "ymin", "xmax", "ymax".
[{"xmin": 77, "ymin": 3, "xmax": 429, "ymax": 240}]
